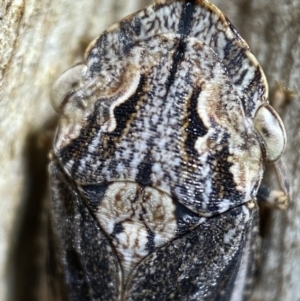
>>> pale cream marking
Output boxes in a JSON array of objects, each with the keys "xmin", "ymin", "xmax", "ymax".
[
  {"xmin": 195, "ymin": 78, "xmax": 263, "ymax": 208},
  {"xmin": 101, "ymin": 66, "xmax": 141, "ymax": 133},
  {"xmin": 114, "ymin": 222, "xmax": 149, "ymax": 277},
  {"xmin": 254, "ymin": 104, "xmax": 286, "ymax": 162},
  {"xmin": 142, "ymin": 187, "xmax": 177, "ymax": 245},
  {"xmin": 95, "ymin": 182, "xmax": 177, "ymax": 278},
  {"xmin": 50, "ymin": 64, "xmax": 88, "ymax": 112}
]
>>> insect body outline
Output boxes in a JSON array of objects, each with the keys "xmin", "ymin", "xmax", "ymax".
[{"xmin": 47, "ymin": 1, "xmax": 288, "ymax": 300}]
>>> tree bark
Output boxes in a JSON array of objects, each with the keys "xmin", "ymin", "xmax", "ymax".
[{"xmin": 0, "ymin": 0, "xmax": 299, "ymax": 301}]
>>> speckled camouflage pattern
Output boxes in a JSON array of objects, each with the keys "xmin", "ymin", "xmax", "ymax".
[{"xmin": 47, "ymin": 0, "xmax": 287, "ymax": 300}]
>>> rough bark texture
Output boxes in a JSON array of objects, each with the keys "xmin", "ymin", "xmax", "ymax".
[{"xmin": 0, "ymin": 1, "xmax": 299, "ymax": 301}]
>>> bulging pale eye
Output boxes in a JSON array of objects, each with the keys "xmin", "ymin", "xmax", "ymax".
[
  {"xmin": 254, "ymin": 104, "xmax": 286, "ymax": 162},
  {"xmin": 50, "ymin": 63, "xmax": 87, "ymax": 112}
]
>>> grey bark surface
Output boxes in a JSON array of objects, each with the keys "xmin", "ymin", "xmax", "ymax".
[{"xmin": 0, "ymin": 0, "xmax": 298, "ymax": 301}]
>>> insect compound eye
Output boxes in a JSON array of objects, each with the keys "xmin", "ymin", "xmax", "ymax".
[
  {"xmin": 254, "ymin": 104, "xmax": 286, "ymax": 162},
  {"xmin": 50, "ymin": 63, "xmax": 88, "ymax": 112}
]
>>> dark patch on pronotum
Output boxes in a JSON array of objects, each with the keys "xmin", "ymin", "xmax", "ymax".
[
  {"xmin": 110, "ymin": 75, "xmax": 146, "ymax": 139},
  {"xmin": 79, "ymin": 182, "xmax": 108, "ymax": 211},
  {"xmin": 184, "ymin": 87, "xmax": 208, "ymax": 158},
  {"xmin": 119, "ymin": 21, "xmax": 135, "ymax": 54},
  {"xmin": 136, "ymin": 159, "xmax": 153, "ymax": 186},
  {"xmin": 111, "ymin": 223, "xmax": 124, "ymax": 239},
  {"xmin": 174, "ymin": 200, "xmax": 202, "ymax": 236},
  {"xmin": 178, "ymin": 0, "xmax": 196, "ymax": 36},
  {"xmin": 165, "ymin": 39, "xmax": 187, "ymax": 95}
]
